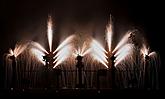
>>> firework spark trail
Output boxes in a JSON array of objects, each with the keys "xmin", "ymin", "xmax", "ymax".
[
  {"xmin": 106, "ymin": 15, "xmax": 113, "ymax": 52},
  {"xmin": 30, "ymin": 48, "xmax": 45, "ymax": 65},
  {"xmin": 31, "ymin": 34, "xmax": 75, "ymax": 68},
  {"xmin": 31, "ymin": 16, "xmax": 53, "ymax": 57},
  {"xmin": 73, "ymin": 42, "xmax": 91, "ymax": 57},
  {"xmin": 140, "ymin": 44, "xmax": 150, "ymax": 59},
  {"xmin": 53, "ymin": 35, "xmax": 75, "ymax": 53},
  {"xmin": 9, "ymin": 49, "xmax": 14, "ymax": 56},
  {"xmin": 7, "ymin": 15, "xmax": 161, "ymax": 89},
  {"xmin": 112, "ymin": 31, "xmax": 132, "ymax": 53},
  {"xmin": 91, "ymin": 40, "xmax": 108, "ymax": 59},
  {"xmin": 106, "ymin": 26, "xmax": 134, "ymax": 68},
  {"xmin": 79, "ymin": 42, "xmax": 91, "ymax": 56},
  {"xmin": 91, "ymin": 39, "xmax": 107, "ymax": 53},
  {"xmin": 91, "ymin": 48, "xmax": 108, "ymax": 63},
  {"xmin": 14, "ymin": 44, "xmax": 27, "ymax": 57},
  {"xmin": 47, "ymin": 16, "xmax": 53, "ymax": 52},
  {"xmin": 91, "ymin": 53, "xmax": 108, "ymax": 68},
  {"xmin": 140, "ymin": 44, "xmax": 161, "ymax": 89},
  {"xmin": 6, "ymin": 44, "xmax": 44, "ymax": 88},
  {"xmin": 53, "ymin": 35, "xmax": 76, "ymax": 67},
  {"xmin": 90, "ymin": 39, "xmax": 108, "ymax": 68},
  {"xmin": 7, "ymin": 43, "xmax": 28, "ymax": 58},
  {"xmin": 54, "ymin": 45, "xmax": 72, "ymax": 61},
  {"xmin": 16, "ymin": 50, "xmax": 45, "ymax": 88},
  {"xmin": 149, "ymin": 51, "xmax": 156, "ymax": 57},
  {"xmin": 31, "ymin": 41, "xmax": 48, "ymax": 54},
  {"xmin": 115, "ymin": 54, "xmax": 134, "ymax": 70},
  {"xmin": 114, "ymin": 44, "xmax": 134, "ymax": 66},
  {"xmin": 53, "ymin": 44, "xmax": 72, "ymax": 68}
]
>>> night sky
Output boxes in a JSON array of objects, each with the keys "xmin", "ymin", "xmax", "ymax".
[{"xmin": 0, "ymin": 0, "xmax": 164, "ymax": 89}]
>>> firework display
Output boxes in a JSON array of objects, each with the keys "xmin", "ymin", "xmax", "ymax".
[{"xmin": 3, "ymin": 15, "xmax": 160, "ymax": 90}]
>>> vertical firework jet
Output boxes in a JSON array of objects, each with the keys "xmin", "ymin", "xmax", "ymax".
[
  {"xmin": 47, "ymin": 16, "xmax": 53, "ymax": 52},
  {"xmin": 3, "ymin": 13, "xmax": 160, "ymax": 90},
  {"xmin": 107, "ymin": 30, "xmax": 134, "ymax": 68},
  {"xmin": 90, "ymin": 16, "xmax": 134, "ymax": 69},
  {"xmin": 31, "ymin": 16, "xmax": 75, "ymax": 68},
  {"xmin": 106, "ymin": 15, "xmax": 113, "ymax": 52},
  {"xmin": 30, "ymin": 16, "xmax": 54, "ymax": 67}
]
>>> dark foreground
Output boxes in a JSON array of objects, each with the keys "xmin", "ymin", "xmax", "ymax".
[{"xmin": 0, "ymin": 88, "xmax": 162, "ymax": 98}]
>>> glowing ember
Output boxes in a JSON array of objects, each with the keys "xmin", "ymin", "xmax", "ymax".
[
  {"xmin": 31, "ymin": 48, "xmax": 45, "ymax": 65},
  {"xmin": 47, "ymin": 16, "xmax": 53, "ymax": 52}
]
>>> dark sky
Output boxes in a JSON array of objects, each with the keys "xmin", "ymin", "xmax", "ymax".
[
  {"xmin": 0, "ymin": 0, "xmax": 164, "ymax": 89},
  {"xmin": 0, "ymin": 0, "xmax": 163, "ymax": 51}
]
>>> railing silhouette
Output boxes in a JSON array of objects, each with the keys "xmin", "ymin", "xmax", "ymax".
[{"xmin": 5, "ymin": 67, "xmax": 159, "ymax": 90}]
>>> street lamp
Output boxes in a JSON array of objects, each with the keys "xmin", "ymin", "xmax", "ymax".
[
  {"xmin": 144, "ymin": 54, "xmax": 150, "ymax": 89},
  {"xmin": 75, "ymin": 55, "xmax": 85, "ymax": 88},
  {"xmin": 43, "ymin": 51, "xmax": 55, "ymax": 89},
  {"xmin": 110, "ymin": 54, "xmax": 116, "ymax": 89},
  {"xmin": 9, "ymin": 55, "xmax": 16, "ymax": 89}
]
